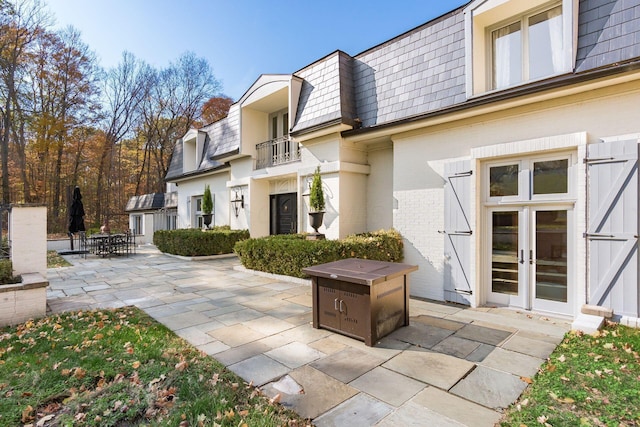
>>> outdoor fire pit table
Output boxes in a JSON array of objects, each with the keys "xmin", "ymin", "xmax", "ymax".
[{"xmin": 303, "ymin": 258, "xmax": 418, "ymax": 346}]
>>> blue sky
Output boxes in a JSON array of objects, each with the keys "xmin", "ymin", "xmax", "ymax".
[{"xmin": 47, "ymin": 0, "xmax": 468, "ymax": 100}]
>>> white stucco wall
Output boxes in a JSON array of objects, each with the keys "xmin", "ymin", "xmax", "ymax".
[
  {"xmin": 176, "ymin": 171, "xmax": 230, "ymax": 229},
  {"xmin": 10, "ymin": 205, "xmax": 47, "ymax": 276},
  {"xmin": 367, "ymin": 146, "xmax": 394, "ymax": 231}
]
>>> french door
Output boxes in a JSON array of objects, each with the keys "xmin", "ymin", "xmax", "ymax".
[{"xmin": 488, "ymin": 205, "xmax": 572, "ymax": 314}]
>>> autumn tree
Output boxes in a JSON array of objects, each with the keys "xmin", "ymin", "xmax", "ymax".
[
  {"xmin": 136, "ymin": 51, "xmax": 221, "ymax": 195},
  {"xmin": 27, "ymin": 26, "xmax": 100, "ymax": 229},
  {"xmin": 201, "ymin": 95, "xmax": 232, "ymax": 125},
  {"xmin": 0, "ymin": 0, "xmax": 49, "ymax": 203}
]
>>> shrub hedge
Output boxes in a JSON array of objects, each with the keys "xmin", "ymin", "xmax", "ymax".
[
  {"xmin": 234, "ymin": 229, "xmax": 404, "ymax": 278},
  {"xmin": 154, "ymin": 227, "xmax": 250, "ymax": 257}
]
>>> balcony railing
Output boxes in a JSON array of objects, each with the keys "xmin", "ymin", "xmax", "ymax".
[{"xmin": 255, "ymin": 135, "xmax": 301, "ymax": 169}]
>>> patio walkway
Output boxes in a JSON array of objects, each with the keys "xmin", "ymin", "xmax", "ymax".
[{"xmin": 48, "ymin": 246, "xmax": 571, "ymax": 426}]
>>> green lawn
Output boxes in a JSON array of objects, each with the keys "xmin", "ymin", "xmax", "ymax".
[
  {"xmin": 500, "ymin": 321, "xmax": 640, "ymax": 426},
  {"xmin": 0, "ymin": 307, "xmax": 310, "ymax": 426},
  {"xmin": 47, "ymin": 250, "xmax": 72, "ymax": 268}
]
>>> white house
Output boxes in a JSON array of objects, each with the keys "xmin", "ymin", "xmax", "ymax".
[
  {"xmin": 125, "ymin": 191, "xmax": 177, "ymax": 243},
  {"xmin": 162, "ymin": 0, "xmax": 640, "ymax": 326}
]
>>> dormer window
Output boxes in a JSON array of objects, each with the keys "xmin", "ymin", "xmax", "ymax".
[
  {"xmin": 465, "ymin": 0, "xmax": 577, "ymax": 97},
  {"xmin": 491, "ymin": 4, "xmax": 564, "ymax": 90}
]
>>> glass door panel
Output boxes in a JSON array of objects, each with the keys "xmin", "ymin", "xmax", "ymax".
[
  {"xmin": 534, "ymin": 210, "xmax": 567, "ymax": 302},
  {"xmin": 491, "ymin": 211, "xmax": 520, "ymax": 295}
]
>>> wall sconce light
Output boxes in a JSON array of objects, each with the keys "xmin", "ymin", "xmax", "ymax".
[
  {"xmin": 302, "ymin": 176, "xmax": 313, "ymax": 198},
  {"xmin": 231, "ymin": 187, "xmax": 244, "ymax": 218}
]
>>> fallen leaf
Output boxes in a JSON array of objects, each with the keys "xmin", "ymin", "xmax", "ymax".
[
  {"xmin": 558, "ymin": 354, "xmax": 566, "ymax": 362},
  {"xmin": 175, "ymin": 360, "xmax": 188, "ymax": 372},
  {"xmin": 270, "ymin": 394, "xmax": 281, "ymax": 404},
  {"xmin": 521, "ymin": 376, "xmax": 533, "ymax": 384},
  {"xmin": 132, "ymin": 361, "xmax": 141, "ymax": 369},
  {"xmin": 74, "ymin": 368, "xmax": 86, "ymax": 380},
  {"xmin": 22, "ymin": 405, "xmax": 34, "ymax": 423},
  {"xmin": 36, "ymin": 414, "xmax": 55, "ymax": 426}
]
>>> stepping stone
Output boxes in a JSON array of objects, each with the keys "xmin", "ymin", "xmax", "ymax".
[
  {"xmin": 431, "ymin": 335, "xmax": 481, "ymax": 359},
  {"xmin": 383, "ymin": 348, "xmax": 474, "ymax": 390},
  {"xmin": 313, "ymin": 393, "xmax": 393, "ymax": 427},
  {"xmin": 262, "ymin": 365, "xmax": 358, "ymax": 419},
  {"xmin": 265, "ymin": 342, "xmax": 325, "ymax": 368},
  {"xmin": 454, "ymin": 323, "xmax": 512, "ymax": 346},
  {"xmin": 376, "ymin": 401, "xmax": 466, "ymax": 427},
  {"xmin": 349, "ymin": 366, "xmax": 425, "ymax": 407},
  {"xmin": 502, "ymin": 334, "xmax": 558, "ymax": 359},
  {"xmin": 411, "ymin": 315, "xmax": 466, "ymax": 331},
  {"xmin": 310, "ymin": 346, "xmax": 385, "ymax": 383},
  {"xmin": 387, "ymin": 323, "xmax": 454, "ymax": 349},
  {"xmin": 411, "ymin": 386, "xmax": 502, "ymax": 427},
  {"xmin": 450, "ymin": 365, "xmax": 527, "ymax": 410},
  {"xmin": 466, "ymin": 343, "xmax": 495, "ymax": 363},
  {"xmin": 480, "ymin": 347, "xmax": 544, "ymax": 378},
  {"xmin": 213, "ymin": 341, "xmax": 272, "ymax": 366},
  {"xmin": 227, "ymin": 354, "xmax": 289, "ymax": 386}
]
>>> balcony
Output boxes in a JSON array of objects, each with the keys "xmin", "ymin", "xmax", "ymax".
[{"xmin": 255, "ymin": 136, "xmax": 301, "ymax": 169}]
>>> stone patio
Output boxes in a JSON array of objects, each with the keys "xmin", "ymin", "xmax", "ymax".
[{"xmin": 47, "ymin": 246, "xmax": 572, "ymax": 426}]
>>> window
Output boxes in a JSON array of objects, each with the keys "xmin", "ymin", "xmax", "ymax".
[
  {"xmin": 194, "ymin": 196, "xmax": 203, "ymax": 228},
  {"xmin": 166, "ymin": 211, "xmax": 177, "ymax": 230},
  {"xmin": 131, "ymin": 215, "xmax": 143, "ymax": 235},
  {"xmin": 465, "ymin": 0, "xmax": 576, "ymax": 96},
  {"xmin": 269, "ymin": 109, "xmax": 288, "ymax": 140},
  {"xmin": 491, "ymin": 5, "xmax": 563, "ymax": 90},
  {"xmin": 486, "ymin": 155, "xmax": 572, "ymax": 203}
]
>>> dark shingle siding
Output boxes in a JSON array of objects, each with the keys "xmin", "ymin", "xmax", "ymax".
[
  {"xmin": 353, "ymin": 10, "xmax": 466, "ymax": 127},
  {"xmin": 165, "ymin": 138, "xmax": 184, "ymax": 180},
  {"xmin": 125, "ymin": 192, "xmax": 177, "ymax": 212},
  {"xmin": 576, "ymin": 0, "xmax": 640, "ymax": 72},
  {"xmin": 293, "ymin": 52, "xmax": 346, "ymax": 132},
  {"xmin": 164, "ymin": 106, "xmax": 240, "ymax": 181}
]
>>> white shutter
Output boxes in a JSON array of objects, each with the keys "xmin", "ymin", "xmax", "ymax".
[
  {"xmin": 443, "ymin": 160, "xmax": 473, "ymax": 305},
  {"xmin": 585, "ymin": 139, "xmax": 639, "ymax": 317}
]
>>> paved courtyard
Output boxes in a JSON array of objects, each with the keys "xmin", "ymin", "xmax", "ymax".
[{"xmin": 48, "ymin": 246, "xmax": 571, "ymax": 426}]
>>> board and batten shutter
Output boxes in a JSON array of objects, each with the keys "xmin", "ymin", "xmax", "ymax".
[
  {"xmin": 585, "ymin": 139, "xmax": 639, "ymax": 317},
  {"xmin": 442, "ymin": 159, "xmax": 473, "ymax": 305}
]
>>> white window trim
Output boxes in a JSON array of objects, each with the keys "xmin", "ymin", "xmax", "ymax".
[
  {"xmin": 484, "ymin": 153, "xmax": 577, "ymax": 205},
  {"xmin": 131, "ymin": 214, "xmax": 143, "ymax": 235},
  {"xmin": 471, "ymin": 131, "xmax": 587, "ymax": 316},
  {"xmin": 464, "ymin": 0, "xmax": 578, "ymax": 98}
]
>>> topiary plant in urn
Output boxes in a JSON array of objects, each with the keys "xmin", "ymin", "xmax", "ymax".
[{"xmin": 308, "ymin": 166, "xmax": 325, "ymax": 233}]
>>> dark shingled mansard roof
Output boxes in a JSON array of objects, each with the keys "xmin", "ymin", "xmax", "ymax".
[{"xmin": 165, "ymin": 0, "xmax": 640, "ymax": 181}]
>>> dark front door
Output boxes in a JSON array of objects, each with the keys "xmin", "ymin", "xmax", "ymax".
[{"xmin": 270, "ymin": 192, "xmax": 297, "ymax": 235}]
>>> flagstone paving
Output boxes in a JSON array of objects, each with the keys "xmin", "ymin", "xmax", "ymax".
[{"xmin": 47, "ymin": 245, "xmax": 572, "ymax": 426}]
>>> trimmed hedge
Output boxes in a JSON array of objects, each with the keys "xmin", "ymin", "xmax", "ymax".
[
  {"xmin": 234, "ymin": 229, "xmax": 404, "ymax": 278},
  {"xmin": 154, "ymin": 227, "xmax": 250, "ymax": 257}
]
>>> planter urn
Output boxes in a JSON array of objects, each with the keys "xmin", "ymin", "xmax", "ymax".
[
  {"xmin": 309, "ymin": 211, "xmax": 325, "ymax": 233},
  {"xmin": 203, "ymin": 214, "xmax": 213, "ymax": 228}
]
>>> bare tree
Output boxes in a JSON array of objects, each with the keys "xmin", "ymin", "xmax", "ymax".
[
  {"xmin": 136, "ymin": 51, "xmax": 221, "ymax": 195},
  {"xmin": 96, "ymin": 51, "xmax": 152, "ymax": 226}
]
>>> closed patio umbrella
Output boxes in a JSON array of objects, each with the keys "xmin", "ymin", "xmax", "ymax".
[{"xmin": 68, "ymin": 186, "xmax": 86, "ymax": 250}]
